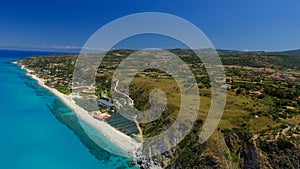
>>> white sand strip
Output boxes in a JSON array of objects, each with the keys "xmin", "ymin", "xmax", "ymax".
[{"xmin": 22, "ymin": 67, "xmax": 140, "ymax": 155}]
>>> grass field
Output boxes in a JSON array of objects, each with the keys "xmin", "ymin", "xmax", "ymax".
[{"xmin": 128, "ymin": 75, "xmax": 281, "ymax": 136}]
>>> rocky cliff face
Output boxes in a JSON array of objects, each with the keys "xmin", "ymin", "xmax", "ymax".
[
  {"xmin": 255, "ymin": 137, "xmax": 300, "ymax": 169},
  {"xmin": 165, "ymin": 129, "xmax": 300, "ymax": 169},
  {"xmin": 223, "ymin": 131, "xmax": 260, "ymax": 169},
  {"xmin": 219, "ymin": 130, "xmax": 300, "ymax": 169}
]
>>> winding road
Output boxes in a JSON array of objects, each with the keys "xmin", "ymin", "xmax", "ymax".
[{"xmin": 114, "ymin": 80, "xmax": 134, "ymax": 106}]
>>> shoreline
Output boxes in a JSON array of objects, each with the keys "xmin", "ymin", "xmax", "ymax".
[{"xmin": 17, "ymin": 64, "xmax": 141, "ymax": 156}]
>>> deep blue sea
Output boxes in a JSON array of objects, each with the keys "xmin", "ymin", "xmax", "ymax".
[{"xmin": 0, "ymin": 50, "xmax": 135, "ymax": 169}]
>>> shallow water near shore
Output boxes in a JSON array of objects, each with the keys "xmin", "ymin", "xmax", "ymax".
[{"xmin": 0, "ymin": 50, "xmax": 136, "ymax": 169}]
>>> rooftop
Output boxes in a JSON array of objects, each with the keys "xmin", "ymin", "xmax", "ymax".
[{"xmin": 97, "ymin": 99, "xmax": 115, "ymax": 107}]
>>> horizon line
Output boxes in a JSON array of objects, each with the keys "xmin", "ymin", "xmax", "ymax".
[{"xmin": 0, "ymin": 46, "xmax": 300, "ymax": 54}]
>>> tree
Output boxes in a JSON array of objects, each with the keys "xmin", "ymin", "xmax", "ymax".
[{"xmin": 236, "ymin": 88, "xmax": 242, "ymax": 94}]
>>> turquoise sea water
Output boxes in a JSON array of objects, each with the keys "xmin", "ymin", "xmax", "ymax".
[{"xmin": 0, "ymin": 50, "xmax": 135, "ymax": 169}]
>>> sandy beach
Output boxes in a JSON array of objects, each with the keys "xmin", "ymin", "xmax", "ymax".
[{"xmin": 20, "ymin": 65, "xmax": 141, "ymax": 156}]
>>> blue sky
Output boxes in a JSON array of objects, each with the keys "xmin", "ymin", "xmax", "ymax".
[{"xmin": 0, "ymin": 0, "xmax": 300, "ymax": 52}]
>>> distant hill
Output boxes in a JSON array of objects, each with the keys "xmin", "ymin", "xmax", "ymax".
[
  {"xmin": 167, "ymin": 48, "xmax": 300, "ymax": 70},
  {"xmin": 273, "ymin": 49, "xmax": 300, "ymax": 57},
  {"xmin": 217, "ymin": 49, "xmax": 300, "ymax": 56}
]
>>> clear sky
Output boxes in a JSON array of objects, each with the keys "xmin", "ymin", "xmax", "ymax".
[{"xmin": 1, "ymin": 0, "xmax": 300, "ymax": 52}]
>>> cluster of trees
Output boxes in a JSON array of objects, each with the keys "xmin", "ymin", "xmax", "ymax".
[
  {"xmin": 264, "ymin": 85, "xmax": 299, "ymax": 100},
  {"xmin": 196, "ymin": 76, "xmax": 211, "ymax": 88}
]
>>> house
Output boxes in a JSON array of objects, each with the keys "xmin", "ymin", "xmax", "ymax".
[
  {"xmin": 71, "ymin": 93, "xmax": 82, "ymax": 99},
  {"xmin": 271, "ymin": 76, "xmax": 284, "ymax": 81},
  {"xmin": 225, "ymin": 77, "xmax": 232, "ymax": 84},
  {"xmin": 249, "ymin": 91, "xmax": 262, "ymax": 96},
  {"xmin": 221, "ymin": 85, "xmax": 231, "ymax": 90}
]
